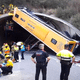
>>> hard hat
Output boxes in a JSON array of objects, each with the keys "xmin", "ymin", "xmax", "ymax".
[
  {"xmin": 21, "ymin": 42, "xmax": 23, "ymax": 45},
  {"xmin": 5, "ymin": 9, "xmax": 7, "ymax": 11},
  {"xmin": 9, "ymin": 4, "xmax": 13, "ymax": 7},
  {"xmin": 5, "ymin": 55, "xmax": 11, "ymax": 58},
  {"xmin": 0, "ymin": 51, "xmax": 2, "ymax": 54},
  {"xmin": 2, "ymin": 5, "xmax": 4, "ymax": 7},
  {"xmin": 11, "ymin": 5, "xmax": 13, "ymax": 8},
  {"xmin": 5, "ymin": 44, "xmax": 8, "ymax": 46}
]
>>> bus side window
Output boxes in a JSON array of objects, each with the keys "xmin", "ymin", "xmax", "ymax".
[
  {"xmin": 51, "ymin": 38, "xmax": 57, "ymax": 45},
  {"xmin": 15, "ymin": 14, "xmax": 19, "ymax": 18},
  {"xmin": 68, "ymin": 44, "xmax": 73, "ymax": 51}
]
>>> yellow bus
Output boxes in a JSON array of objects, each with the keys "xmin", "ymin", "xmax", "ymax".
[{"xmin": 12, "ymin": 7, "xmax": 79, "ymax": 54}]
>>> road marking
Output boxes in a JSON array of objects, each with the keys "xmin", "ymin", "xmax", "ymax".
[{"xmin": 75, "ymin": 64, "xmax": 80, "ymax": 68}]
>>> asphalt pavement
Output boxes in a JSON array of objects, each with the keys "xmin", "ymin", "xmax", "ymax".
[{"xmin": 0, "ymin": 51, "xmax": 80, "ymax": 80}]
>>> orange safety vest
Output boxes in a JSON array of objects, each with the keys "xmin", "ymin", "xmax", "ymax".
[{"xmin": 4, "ymin": 47, "xmax": 10, "ymax": 54}]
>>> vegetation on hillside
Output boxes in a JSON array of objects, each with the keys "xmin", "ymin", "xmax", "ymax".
[{"xmin": 0, "ymin": 0, "xmax": 80, "ymax": 30}]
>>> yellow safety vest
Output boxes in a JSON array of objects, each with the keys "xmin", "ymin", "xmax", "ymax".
[
  {"xmin": 6, "ymin": 59, "xmax": 13, "ymax": 67},
  {"xmin": 57, "ymin": 49, "xmax": 74, "ymax": 61},
  {"xmin": 14, "ymin": 46, "xmax": 19, "ymax": 51},
  {"xmin": 4, "ymin": 47, "xmax": 10, "ymax": 54}
]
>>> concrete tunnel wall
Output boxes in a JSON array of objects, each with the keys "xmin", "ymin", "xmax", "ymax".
[{"xmin": 0, "ymin": 19, "xmax": 32, "ymax": 49}]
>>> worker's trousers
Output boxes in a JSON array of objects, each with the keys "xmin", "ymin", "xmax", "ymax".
[
  {"xmin": 1, "ymin": 66, "xmax": 13, "ymax": 74},
  {"xmin": 60, "ymin": 61, "xmax": 72, "ymax": 80},
  {"xmin": 21, "ymin": 51, "xmax": 25, "ymax": 59},
  {"xmin": 35, "ymin": 63, "xmax": 47, "ymax": 80},
  {"xmin": 14, "ymin": 51, "xmax": 19, "ymax": 61}
]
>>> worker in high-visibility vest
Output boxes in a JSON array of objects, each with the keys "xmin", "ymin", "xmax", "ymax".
[
  {"xmin": 20, "ymin": 42, "xmax": 25, "ymax": 60},
  {"xmin": 4, "ymin": 44, "xmax": 10, "ymax": 56},
  {"xmin": 56, "ymin": 44, "xmax": 75, "ymax": 80},
  {"xmin": 9, "ymin": 4, "xmax": 14, "ymax": 13},
  {"xmin": 2, "ymin": 5, "xmax": 4, "ymax": 9},
  {"xmin": 14, "ymin": 45, "xmax": 19, "ymax": 62},
  {"xmin": 2, "ymin": 5, "xmax": 4, "ymax": 14},
  {"xmin": 3, "ymin": 8, "xmax": 7, "ymax": 14},
  {"xmin": 11, "ymin": 42, "xmax": 16, "ymax": 59},
  {"xmin": 1, "ymin": 55, "xmax": 13, "ymax": 75}
]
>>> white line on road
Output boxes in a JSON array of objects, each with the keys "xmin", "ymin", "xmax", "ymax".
[{"xmin": 75, "ymin": 64, "xmax": 80, "ymax": 68}]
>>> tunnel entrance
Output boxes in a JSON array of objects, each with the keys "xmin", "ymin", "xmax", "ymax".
[
  {"xmin": 0, "ymin": 14, "xmax": 80, "ymax": 54},
  {"xmin": 0, "ymin": 17, "xmax": 54, "ymax": 53},
  {"xmin": 0, "ymin": 17, "xmax": 39, "ymax": 49}
]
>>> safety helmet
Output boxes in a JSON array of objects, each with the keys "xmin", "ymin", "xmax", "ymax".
[
  {"xmin": 2, "ymin": 5, "xmax": 4, "ymax": 7},
  {"xmin": 5, "ymin": 9, "xmax": 7, "ymax": 11},
  {"xmin": 9, "ymin": 4, "xmax": 13, "ymax": 8},
  {"xmin": 9, "ymin": 4, "xmax": 13, "ymax": 7},
  {"xmin": 5, "ymin": 44, "xmax": 8, "ymax": 46},
  {"xmin": 0, "ymin": 51, "xmax": 2, "ymax": 54},
  {"xmin": 5, "ymin": 55, "xmax": 11, "ymax": 58},
  {"xmin": 21, "ymin": 42, "xmax": 23, "ymax": 45}
]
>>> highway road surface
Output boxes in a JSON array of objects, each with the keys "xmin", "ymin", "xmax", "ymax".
[{"xmin": 0, "ymin": 51, "xmax": 80, "ymax": 80}]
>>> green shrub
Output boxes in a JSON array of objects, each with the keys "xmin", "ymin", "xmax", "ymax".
[
  {"xmin": 55, "ymin": 7, "xmax": 77, "ymax": 20},
  {"xmin": 70, "ymin": 13, "xmax": 80, "ymax": 30}
]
